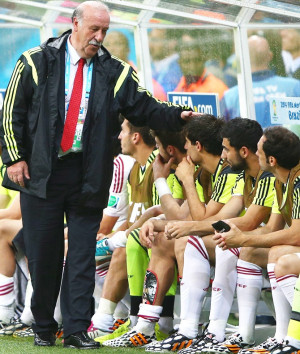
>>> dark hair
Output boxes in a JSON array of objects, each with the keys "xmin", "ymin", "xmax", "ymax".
[
  {"xmin": 221, "ymin": 117, "xmax": 263, "ymax": 153},
  {"xmin": 263, "ymin": 126, "xmax": 300, "ymax": 169},
  {"xmin": 150, "ymin": 130, "xmax": 186, "ymax": 154},
  {"xmin": 183, "ymin": 115, "xmax": 225, "ymax": 156},
  {"xmin": 126, "ymin": 121, "xmax": 155, "ymax": 148}
]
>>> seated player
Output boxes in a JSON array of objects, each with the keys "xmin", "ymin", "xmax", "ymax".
[
  {"xmin": 145, "ymin": 118, "xmax": 274, "ymax": 353},
  {"xmin": 93, "ymin": 139, "xmax": 135, "ymax": 324},
  {"xmin": 212, "ymin": 126, "xmax": 300, "ymax": 354},
  {"xmin": 97, "ymin": 137, "xmax": 135, "ymax": 236}
]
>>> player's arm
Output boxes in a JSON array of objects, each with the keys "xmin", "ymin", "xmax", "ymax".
[
  {"xmin": 165, "ymin": 171, "xmax": 243, "ymax": 239},
  {"xmin": 125, "ymin": 205, "xmax": 163, "ymax": 236},
  {"xmin": 175, "ymin": 157, "xmax": 206, "ymax": 220},
  {"xmin": 153, "ymin": 155, "xmax": 191, "ymax": 220},
  {"xmin": 228, "ymin": 204, "xmax": 271, "ymax": 231},
  {"xmin": 98, "ymin": 154, "xmax": 134, "ymax": 235},
  {"xmin": 212, "ymin": 207, "xmax": 285, "ymax": 249},
  {"xmin": 187, "ymin": 164, "xmax": 240, "ymax": 221},
  {"xmin": 139, "ymin": 216, "xmax": 169, "ymax": 248},
  {"xmin": 98, "ymin": 214, "xmax": 119, "ymax": 235},
  {"xmin": 97, "ymin": 219, "xmax": 128, "ymax": 240},
  {"xmin": 165, "ymin": 195, "xmax": 244, "ymax": 239},
  {"xmin": 216, "ymin": 216, "xmax": 299, "ymax": 249}
]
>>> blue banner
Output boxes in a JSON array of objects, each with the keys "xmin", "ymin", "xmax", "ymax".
[{"xmin": 167, "ymin": 92, "xmax": 220, "ymax": 117}]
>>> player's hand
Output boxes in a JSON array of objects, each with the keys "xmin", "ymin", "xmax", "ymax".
[
  {"xmin": 212, "ymin": 221, "xmax": 244, "ymax": 250},
  {"xmin": 96, "ymin": 233, "xmax": 107, "ymax": 241},
  {"xmin": 7, "ymin": 161, "xmax": 30, "ymax": 188},
  {"xmin": 165, "ymin": 220, "xmax": 193, "ymax": 239},
  {"xmin": 153, "ymin": 154, "xmax": 174, "ymax": 180},
  {"xmin": 175, "ymin": 156, "xmax": 195, "ymax": 184},
  {"xmin": 139, "ymin": 220, "xmax": 157, "ymax": 248},
  {"xmin": 180, "ymin": 111, "xmax": 203, "ymax": 121}
]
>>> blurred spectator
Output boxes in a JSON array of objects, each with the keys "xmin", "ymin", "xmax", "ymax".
[
  {"xmin": 104, "ymin": 30, "xmax": 166, "ymax": 100},
  {"xmin": 149, "ymin": 29, "xmax": 182, "ymax": 94},
  {"xmin": 264, "ymin": 30, "xmax": 287, "ymax": 77},
  {"xmin": 104, "ymin": 30, "xmax": 136, "ymax": 69},
  {"xmin": 221, "ymin": 35, "xmax": 300, "ymax": 128},
  {"xmin": 175, "ymin": 32, "xmax": 228, "ymax": 99},
  {"xmin": 204, "ymin": 30, "xmax": 237, "ymax": 88},
  {"xmin": 281, "ymin": 29, "xmax": 300, "ymax": 79},
  {"xmin": 250, "ymin": 29, "xmax": 287, "ymax": 77}
]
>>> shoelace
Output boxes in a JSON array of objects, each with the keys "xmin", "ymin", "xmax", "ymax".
[
  {"xmin": 189, "ymin": 331, "xmax": 214, "ymax": 350},
  {"xmin": 112, "ymin": 318, "xmax": 127, "ymax": 331},
  {"xmin": 225, "ymin": 333, "xmax": 242, "ymax": 344},
  {"xmin": 258, "ymin": 337, "xmax": 277, "ymax": 349}
]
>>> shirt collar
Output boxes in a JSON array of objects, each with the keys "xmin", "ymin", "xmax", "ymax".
[
  {"xmin": 67, "ymin": 35, "xmax": 92, "ymax": 66},
  {"xmin": 252, "ymin": 70, "xmax": 274, "ymax": 81}
]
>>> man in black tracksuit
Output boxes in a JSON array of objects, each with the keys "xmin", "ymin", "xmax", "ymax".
[{"xmin": 0, "ymin": 1, "xmax": 194, "ymax": 349}]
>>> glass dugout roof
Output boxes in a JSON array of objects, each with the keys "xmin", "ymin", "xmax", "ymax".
[
  {"xmin": 1, "ymin": 0, "xmax": 300, "ymax": 132},
  {"xmin": 0, "ymin": 0, "xmax": 300, "ymax": 30}
]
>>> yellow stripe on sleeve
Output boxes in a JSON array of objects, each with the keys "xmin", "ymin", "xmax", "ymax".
[
  {"xmin": 114, "ymin": 62, "xmax": 130, "ymax": 97},
  {"xmin": 23, "ymin": 48, "xmax": 41, "ymax": 86},
  {"xmin": 3, "ymin": 60, "xmax": 25, "ymax": 161}
]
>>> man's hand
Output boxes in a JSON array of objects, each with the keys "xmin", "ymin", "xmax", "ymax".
[
  {"xmin": 165, "ymin": 220, "xmax": 194, "ymax": 239},
  {"xmin": 7, "ymin": 161, "xmax": 30, "ymax": 188},
  {"xmin": 153, "ymin": 154, "xmax": 174, "ymax": 180},
  {"xmin": 139, "ymin": 220, "xmax": 157, "ymax": 248},
  {"xmin": 212, "ymin": 220, "xmax": 245, "ymax": 250},
  {"xmin": 175, "ymin": 156, "xmax": 195, "ymax": 184},
  {"xmin": 180, "ymin": 111, "xmax": 203, "ymax": 121}
]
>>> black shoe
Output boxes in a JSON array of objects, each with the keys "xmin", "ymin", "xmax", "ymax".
[
  {"xmin": 34, "ymin": 332, "xmax": 56, "ymax": 346},
  {"xmin": 64, "ymin": 331, "xmax": 100, "ymax": 349}
]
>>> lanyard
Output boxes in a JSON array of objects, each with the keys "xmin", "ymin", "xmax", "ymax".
[{"xmin": 65, "ymin": 45, "xmax": 93, "ymax": 103}]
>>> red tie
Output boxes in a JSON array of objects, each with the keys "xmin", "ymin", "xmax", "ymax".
[{"xmin": 61, "ymin": 58, "xmax": 85, "ymax": 152}]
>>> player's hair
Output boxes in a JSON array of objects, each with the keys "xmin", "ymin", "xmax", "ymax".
[
  {"xmin": 150, "ymin": 130, "xmax": 186, "ymax": 154},
  {"xmin": 221, "ymin": 117, "xmax": 263, "ymax": 153},
  {"xmin": 183, "ymin": 115, "xmax": 225, "ymax": 156},
  {"xmin": 263, "ymin": 126, "xmax": 300, "ymax": 169},
  {"xmin": 122, "ymin": 118, "xmax": 155, "ymax": 148}
]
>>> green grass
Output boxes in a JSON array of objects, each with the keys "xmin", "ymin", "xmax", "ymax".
[
  {"xmin": 0, "ymin": 336, "xmax": 143, "ymax": 353},
  {"xmin": 0, "ymin": 316, "xmax": 239, "ymax": 353}
]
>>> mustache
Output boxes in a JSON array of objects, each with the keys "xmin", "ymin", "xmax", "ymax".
[{"xmin": 89, "ymin": 40, "xmax": 102, "ymax": 47}]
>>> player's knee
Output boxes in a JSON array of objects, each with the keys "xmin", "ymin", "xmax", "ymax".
[
  {"xmin": 110, "ymin": 247, "xmax": 126, "ymax": 266},
  {"xmin": 174, "ymin": 236, "xmax": 188, "ymax": 258},
  {"xmin": 275, "ymin": 254, "xmax": 298, "ymax": 277},
  {"xmin": 153, "ymin": 232, "xmax": 174, "ymax": 256},
  {"xmin": 0, "ymin": 220, "xmax": 10, "ymax": 242},
  {"xmin": 239, "ymin": 247, "xmax": 258, "ymax": 263},
  {"xmin": 268, "ymin": 245, "xmax": 287, "ymax": 263}
]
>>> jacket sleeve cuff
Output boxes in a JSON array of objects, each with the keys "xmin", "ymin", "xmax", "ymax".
[{"xmin": 5, "ymin": 158, "xmax": 25, "ymax": 167}]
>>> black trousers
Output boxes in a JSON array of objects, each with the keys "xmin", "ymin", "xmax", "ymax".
[{"xmin": 20, "ymin": 154, "xmax": 103, "ymax": 337}]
